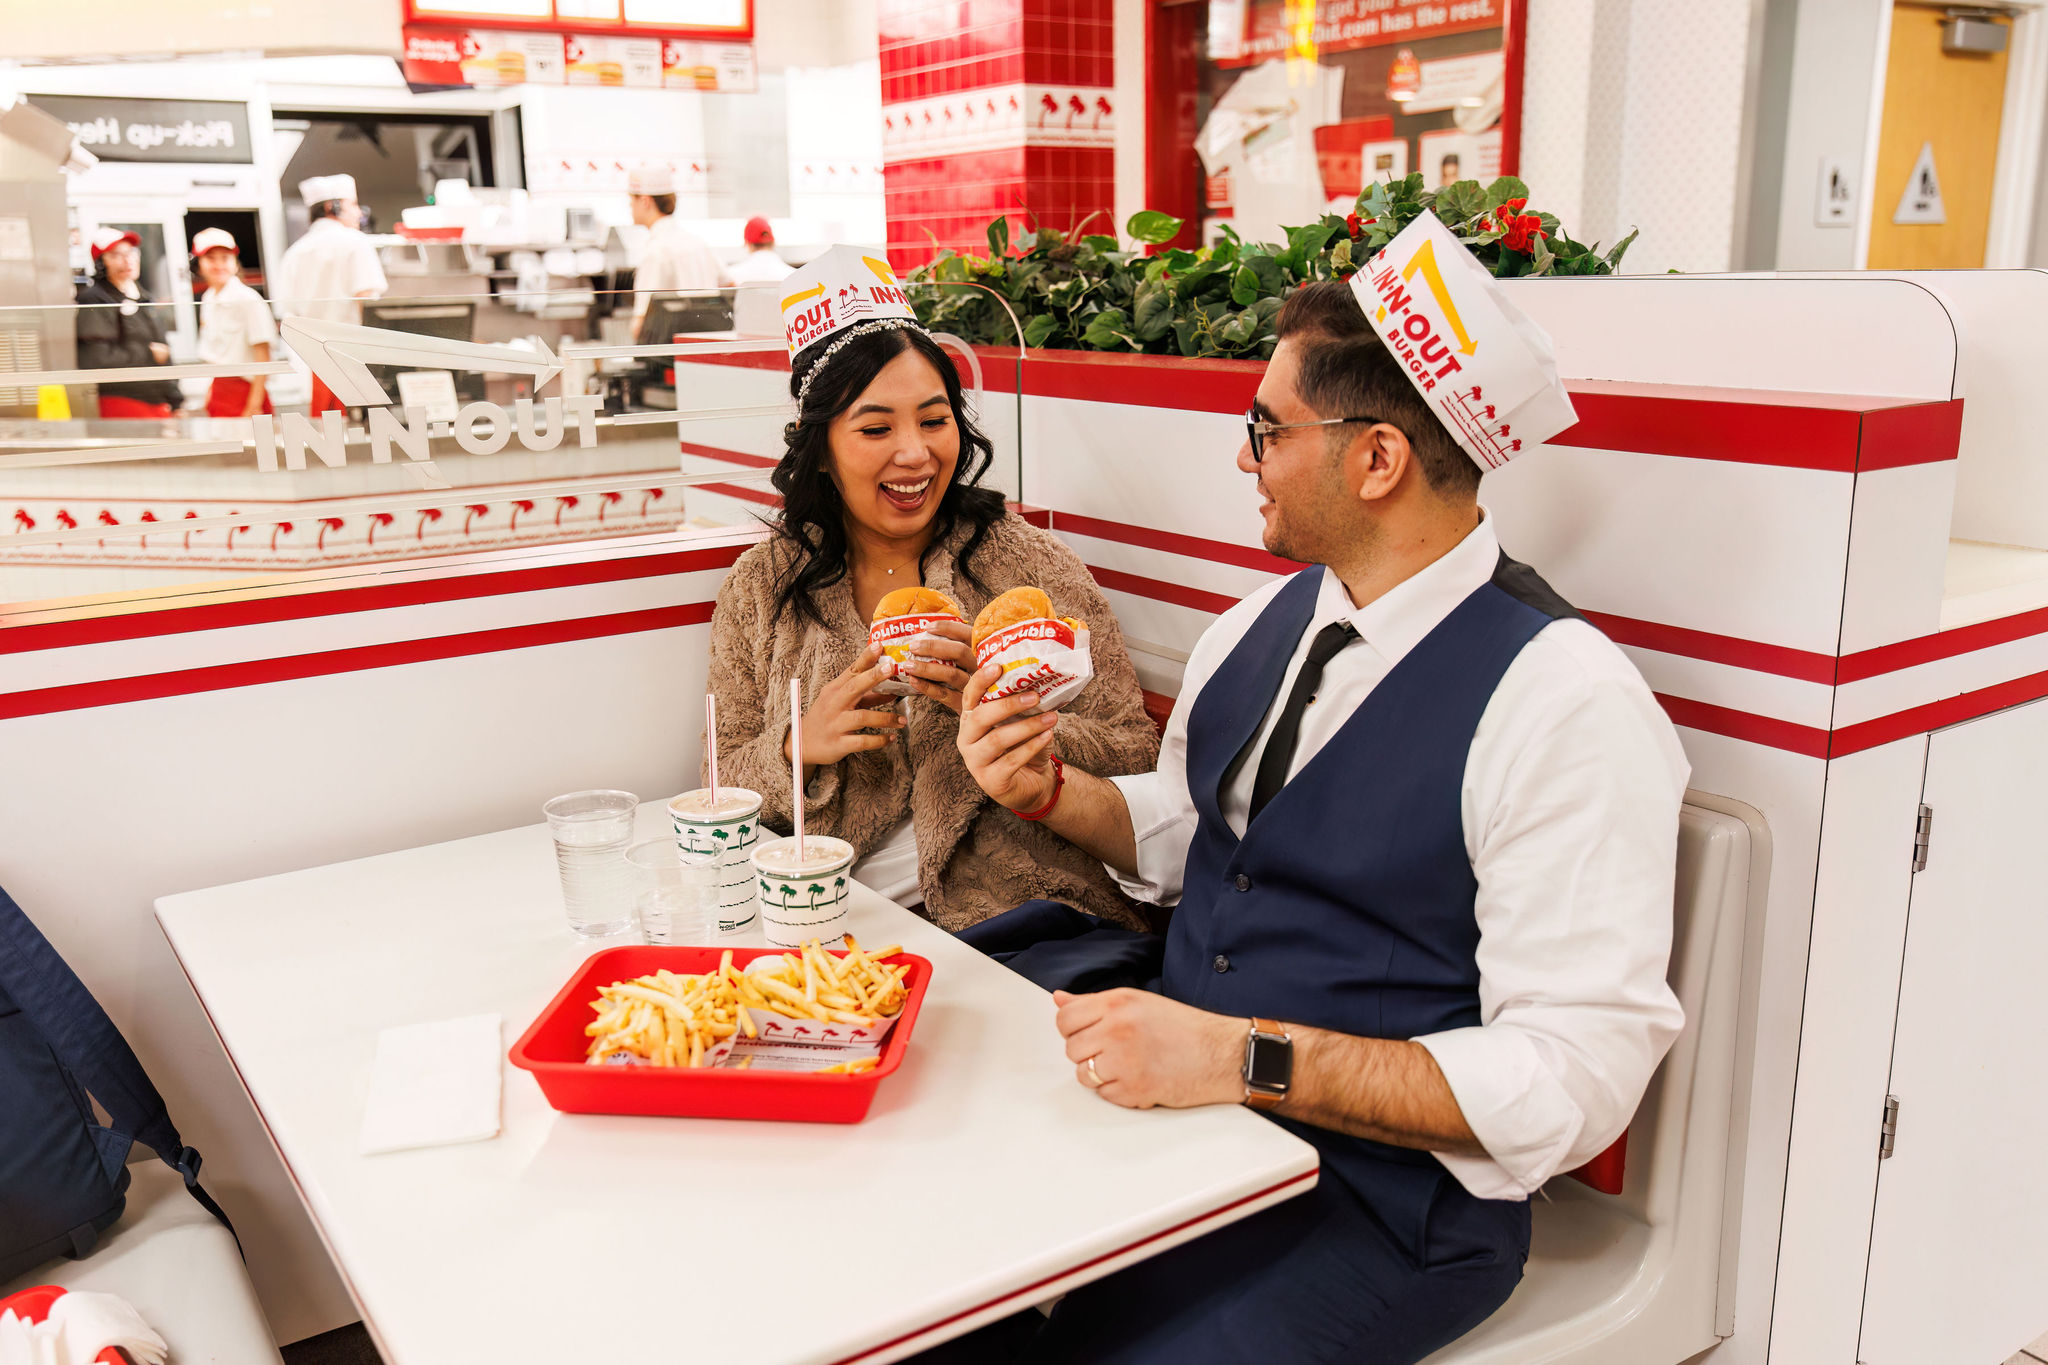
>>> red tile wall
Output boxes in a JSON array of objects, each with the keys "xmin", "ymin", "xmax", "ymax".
[{"xmin": 880, "ymin": 0, "xmax": 1117, "ymax": 270}]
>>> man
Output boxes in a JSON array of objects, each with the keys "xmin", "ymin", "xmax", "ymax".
[
  {"xmin": 272, "ymin": 174, "xmax": 387, "ymax": 416},
  {"xmin": 191, "ymin": 228, "xmax": 276, "ymax": 418},
  {"xmin": 727, "ymin": 216, "xmax": 793, "ymax": 284},
  {"xmin": 627, "ymin": 166, "xmax": 724, "ymax": 331},
  {"xmin": 952, "ymin": 230, "xmax": 1688, "ymax": 1362}
]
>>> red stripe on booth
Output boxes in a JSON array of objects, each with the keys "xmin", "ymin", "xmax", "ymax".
[
  {"xmin": 0, "ymin": 603, "xmax": 718, "ymax": 721},
  {"xmin": 0, "ymin": 543, "xmax": 747, "ymax": 653},
  {"xmin": 1583, "ymin": 611, "xmax": 1839, "ymax": 683},
  {"xmin": 1837, "ymin": 604, "xmax": 2048, "ymax": 682},
  {"xmin": 1656, "ymin": 693, "xmax": 1832, "ymax": 759},
  {"xmin": 1828, "ymin": 667, "xmax": 2048, "ymax": 757},
  {"xmin": 1092, "ymin": 566, "xmax": 1242, "ymax": 617},
  {"xmin": 1053, "ymin": 510, "xmax": 1305, "ymax": 575}
]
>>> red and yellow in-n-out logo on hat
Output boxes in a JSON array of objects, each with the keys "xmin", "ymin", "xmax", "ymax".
[{"xmin": 779, "ymin": 245, "xmax": 917, "ymax": 359}]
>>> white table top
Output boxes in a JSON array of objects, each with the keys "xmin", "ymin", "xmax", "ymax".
[{"xmin": 156, "ymin": 803, "xmax": 1317, "ymax": 1365}]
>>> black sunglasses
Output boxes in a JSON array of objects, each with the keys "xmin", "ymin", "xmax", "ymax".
[{"xmin": 1244, "ymin": 410, "xmax": 1381, "ymax": 464}]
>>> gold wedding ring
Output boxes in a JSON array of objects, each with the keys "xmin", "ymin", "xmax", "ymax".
[{"xmin": 1084, "ymin": 1056, "xmax": 1104, "ymax": 1088}]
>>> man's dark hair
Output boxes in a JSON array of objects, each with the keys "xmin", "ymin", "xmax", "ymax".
[
  {"xmin": 650, "ymin": 192, "xmax": 677, "ymax": 217},
  {"xmin": 1273, "ymin": 280, "xmax": 1478, "ymax": 498},
  {"xmin": 310, "ymin": 199, "xmax": 345, "ymax": 222}
]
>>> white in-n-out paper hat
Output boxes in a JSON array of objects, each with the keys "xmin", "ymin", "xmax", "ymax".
[
  {"xmin": 779, "ymin": 244, "xmax": 918, "ymax": 361},
  {"xmin": 298, "ymin": 174, "xmax": 357, "ymax": 207},
  {"xmin": 627, "ymin": 166, "xmax": 675, "ymax": 196},
  {"xmin": 190, "ymin": 227, "xmax": 237, "ymax": 256},
  {"xmin": 1348, "ymin": 210, "xmax": 1578, "ymax": 473}
]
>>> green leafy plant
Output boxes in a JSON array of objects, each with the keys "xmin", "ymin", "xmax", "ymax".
[{"xmin": 906, "ymin": 175, "xmax": 1636, "ymax": 359}]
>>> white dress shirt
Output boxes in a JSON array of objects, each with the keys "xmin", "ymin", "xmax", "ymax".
[
  {"xmin": 272, "ymin": 219, "xmax": 387, "ymax": 325},
  {"xmin": 1109, "ymin": 513, "xmax": 1689, "ymax": 1199},
  {"xmin": 198, "ymin": 277, "xmax": 277, "ymax": 365},
  {"xmin": 635, "ymin": 215, "xmax": 727, "ymax": 294}
]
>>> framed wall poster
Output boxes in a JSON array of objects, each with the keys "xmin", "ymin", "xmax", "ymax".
[{"xmin": 1146, "ymin": 0, "xmax": 1527, "ymax": 249}]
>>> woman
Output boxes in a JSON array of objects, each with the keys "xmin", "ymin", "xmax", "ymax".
[
  {"xmin": 191, "ymin": 227, "xmax": 276, "ymax": 418},
  {"xmin": 706, "ymin": 309, "xmax": 1160, "ymax": 932},
  {"xmin": 75, "ymin": 228, "xmax": 181, "ymax": 421}
]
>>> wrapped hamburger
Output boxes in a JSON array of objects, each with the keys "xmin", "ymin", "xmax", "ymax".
[
  {"xmin": 971, "ymin": 587, "xmax": 1093, "ymax": 716},
  {"xmin": 869, "ymin": 586, "xmax": 965, "ymax": 696}
]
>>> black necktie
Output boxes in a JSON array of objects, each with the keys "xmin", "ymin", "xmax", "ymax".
[{"xmin": 1248, "ymin": 621, "xmax": 1358, "ymax": 824}]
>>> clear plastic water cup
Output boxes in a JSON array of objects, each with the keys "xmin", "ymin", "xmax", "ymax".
[
  {"xmin": 625, "ymin": 841, "xmax": 721, "ymax": 946},
  {"xmin": 541, "ymin": 790, "xmax": 640, "ymax": 938}
]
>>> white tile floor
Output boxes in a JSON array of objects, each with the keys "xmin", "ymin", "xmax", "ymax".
[{"xmin": 2002, "ymin": 1329, "xmax": 2048, "ymax": 1365}]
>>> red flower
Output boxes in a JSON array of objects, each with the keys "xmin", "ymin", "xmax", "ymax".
[
  {"xmin": 1499, "ymin": 213, "xmax": 1547, "ymax": 254},
  {"xmin": 1345, "ymin": 212, "xmax": 1362, "ymax": 238}
]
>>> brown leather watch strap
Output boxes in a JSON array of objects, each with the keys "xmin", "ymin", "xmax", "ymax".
[{"xmin": 1244, "ymin": 1018, "xmax": 1290, "ymax": 1111}]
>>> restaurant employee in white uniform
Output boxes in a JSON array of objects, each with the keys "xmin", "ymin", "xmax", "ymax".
[
  {"xmin": 948, "ymin": 213, "xmax": 1689, "ymax": 1365},
  {"xmin": 727, "ymin": 216, "xmax": 795, "ymax": 284},
  {"xmin": 192, "ymin": 228, "xmax": 277, "ymax": 418},
  {"xmin": 273, "ymin": 174, "xmax": 387, "ymax": 415},
  {"xmin": 628, "ymin": 166, "xmax": 725, "ymax": 332}
]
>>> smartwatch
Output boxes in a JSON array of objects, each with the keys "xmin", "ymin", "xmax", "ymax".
[{"xmin": 1242, "ymin": 1017, "xmax": 1292, "ymax": 1111}]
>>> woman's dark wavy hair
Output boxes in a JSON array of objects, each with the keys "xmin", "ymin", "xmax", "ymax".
[{"xmin": 770, "ymin": 325, "xmax": 1005, "ymax": 627}]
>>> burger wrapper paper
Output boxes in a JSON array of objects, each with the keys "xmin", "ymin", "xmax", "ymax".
[
  {"xmin": 868, "ymin": 612, "xmax": 960, "ymax": 696},
  {"xmin": 974, "ymin": 618, "xmax": 1093, "ymax": 716}
]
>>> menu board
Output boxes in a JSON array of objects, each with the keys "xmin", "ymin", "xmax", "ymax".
[
  {"xmin": 403, "ymin": 28, "xmax": 568, "ymax": 86},
  {"xmin": 404, "ymin": 0, "xmax": 750, "ymax": 37}
]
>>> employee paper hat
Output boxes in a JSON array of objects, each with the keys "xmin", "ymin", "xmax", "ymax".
[
  {"xmin": 298, "ymin": 174, "xmax": 356, "ymax": 207},
  {"xmin": 779, "ymin": 245, "xmax": 922, "ymax": 401},
  {"xmin": 627, "ymin": 166, "xmax": 675, "ymax": 196},
  {"xmin": 744, "ymin": 216, "xmax": 774, "ymax": 246},
  {"xmin": 1348, "ymin": 210, "xmax": 1578, "ymax": 473},
  {"xmin": 190, "ymin": 227, "xmax": 237, "ymax": 256},
  {"xmin": 88, "ymin": 226, "xmax": 139, "ymax": 259}
]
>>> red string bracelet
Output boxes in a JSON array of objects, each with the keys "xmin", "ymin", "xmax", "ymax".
[{"xmin": 1015, "ymin": 754, "xmax": 1066, "ymax": 821}]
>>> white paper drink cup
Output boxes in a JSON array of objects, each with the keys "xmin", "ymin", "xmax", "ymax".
[
  {"xmin": 668, "ymin": 787, "xmax": 764, "ymax": 934},
  {"xmin": 750, "ymin": 836, "xmax": 856, "ymax": 949}
]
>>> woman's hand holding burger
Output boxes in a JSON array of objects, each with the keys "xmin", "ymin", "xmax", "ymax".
[
  {"xmin": 785, "ymin": 643, "xmax": 906, "ymax": 768},
  {"xmin": 892, "ymin": 617, "xmax": 977, "ymax": 713}
]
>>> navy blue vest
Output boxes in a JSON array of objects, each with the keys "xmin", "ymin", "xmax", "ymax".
[{"xmin": 1163, "ymin": 553, "xmax": 1578, "ymax": 1250}]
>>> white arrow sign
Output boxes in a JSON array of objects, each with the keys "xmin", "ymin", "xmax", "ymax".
[{"xmin": 279, "ymin": 317, "xmax": 565, "ymax": 406}]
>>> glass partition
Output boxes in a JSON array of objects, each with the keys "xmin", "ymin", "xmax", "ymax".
[{"xmin": 0, "ymin": 280, "xmax": 1023, "ymax": 614}]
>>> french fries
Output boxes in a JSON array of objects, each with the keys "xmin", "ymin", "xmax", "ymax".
[
  {"xmin": 584, "ymin": 949, "xmax": 745, "ymax": 1068},
  {"xmin": 815, "ymin": 1056, "xmax": 879, "ymax": 1075},
  {"xmin": 583, "ymin": 939, "xmax": 909, "ymax": 1069},
  {"xmin": 740, "ymin": 934, "xmax": 910, "ymax": 1027}
]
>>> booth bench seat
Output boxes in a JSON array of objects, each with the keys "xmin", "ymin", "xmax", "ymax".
[
  {"xmin": 0, "ymin": 1161, "xmax": 284, "ymax": 1365},
  {"xmin": 1423, "ymin": 796, "xmax": 1763, "ymax": 1364}
]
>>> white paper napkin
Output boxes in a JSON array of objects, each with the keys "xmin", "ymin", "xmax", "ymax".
[{"xmin": 358, "ymin": 1014, "xmax": 504, "ymax": 1156}]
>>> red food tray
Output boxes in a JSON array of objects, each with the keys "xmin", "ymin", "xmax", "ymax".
[{"xmin": 509, "ymin": 945, "xmax": 930, "ymax": 1124}]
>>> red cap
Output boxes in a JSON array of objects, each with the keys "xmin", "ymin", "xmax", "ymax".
[{"xmin": 743, "ymin": 216, "xmax": 774, "ymax": 246}]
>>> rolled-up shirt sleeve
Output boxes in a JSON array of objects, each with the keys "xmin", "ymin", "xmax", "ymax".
[
  {"xmin": 1109, "ymin": 766, "xmax": 1196, "ymax": 904},
  {"xmin": 1415, "ymin": 630, "xmax": 1690, "ymax": 1199}
]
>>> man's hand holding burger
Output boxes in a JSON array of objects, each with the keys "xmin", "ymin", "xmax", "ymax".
[
  {"xmin": 956, "ymin": 662, "xmax": 1141, "ymax": 876},
  {"xmin": 957, "ymin": 662, "xmax": 1062, "ymax": 811}
]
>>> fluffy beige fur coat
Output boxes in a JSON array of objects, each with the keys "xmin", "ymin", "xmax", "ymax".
[{"xmin": 706, "ymin": 512, "xmax": 1161, "ymax": 931}]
